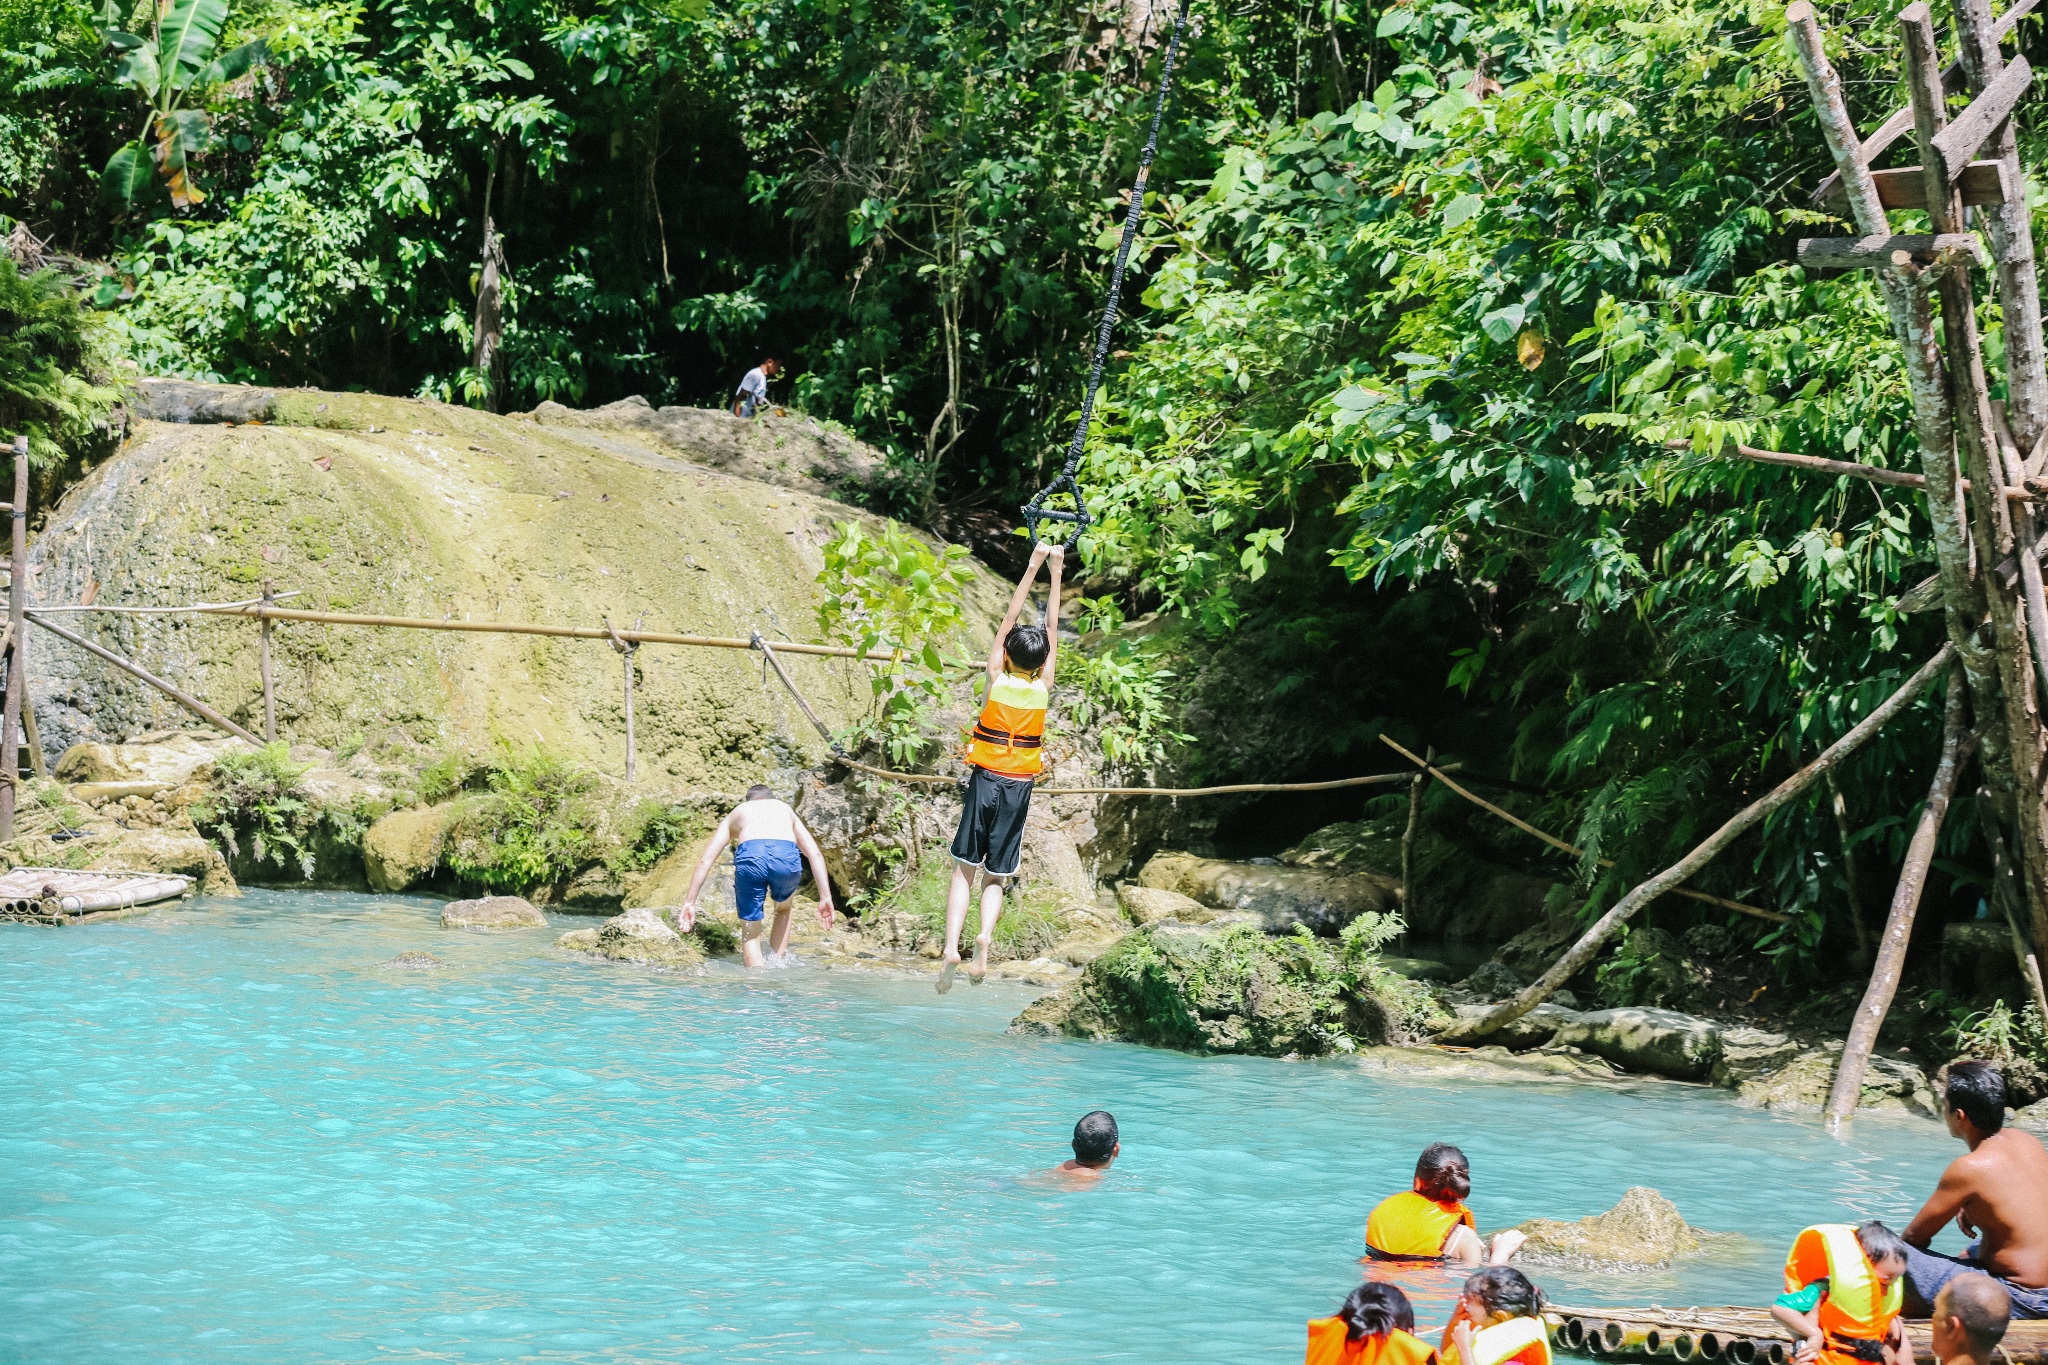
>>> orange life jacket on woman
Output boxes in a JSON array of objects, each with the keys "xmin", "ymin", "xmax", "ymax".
[
  {"xmin": 1443, "ymin": 1317, "xmax": 1552, "ymax": 1365},
  {"xmin": 1785, "ymin": 1225, "xmax": 1902, "ymax": 1365},
  {"xmin": 1364, "ymin": 1190, "xmax": 1476, "ymax": 1260},
  {"xmin": 1306, "ymin": 1322, "xmax": 1440, "ymax": 1365},
  {"xmin": 964, "ymin": 671, "xmax": 1048, "ymax": 777}
]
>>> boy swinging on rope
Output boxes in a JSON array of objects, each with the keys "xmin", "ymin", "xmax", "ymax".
[{"xmin": 939, "ymin": 539, "xmax": 1064, "ymax": 992}]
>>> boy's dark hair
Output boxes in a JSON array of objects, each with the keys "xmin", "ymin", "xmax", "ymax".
[
  {"xmin": 1072, "ymin": 1110, "xmax": 1118, "ymax": 1164},
  {"xmin": 1856, "ymin": 1221, "xmax": 1910, "ymax": 1268},
  {"xmin": 1948, "ymin": 1060, "xmax": 2008, "ymax": 1134},
  {"xmin": 1463, "ymin": 1266, "xmax": 1545, "ymax": 1320},
  {"xmin": 1004, "ymin": 623, "xmax": 1049, "ymax": 672},
  {"xmin": 1941, "ymin": 1273, "xmax": 2013, "ymax": 1353},
  {"xmin": 1338, "ymin": 1281, "xmax": 1416, "ymax": 1343},
  {"xmin": 745, "ymin": 784, "xmax": 776, "ymax": 802},
  {"xmin": 1415, "ymin": 1142, "xmax": 1472, "ymax": 1203}
]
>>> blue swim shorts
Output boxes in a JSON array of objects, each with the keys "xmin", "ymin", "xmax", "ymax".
[{"xmin": 733, "ymin": 839, "xmax": 804, "ymax": 921}]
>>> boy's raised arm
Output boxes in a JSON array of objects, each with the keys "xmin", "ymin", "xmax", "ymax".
[
  {"xmin": 989, "ymin": 542, "xmax": 1051, "ymax": 682},
  {"xmin": 678, "ymin": 814, "xmax": 735, "ymax": 931},
  {"xmin": 1040, "ymin": 544, "xmax": 1064, "ymax": 685}
]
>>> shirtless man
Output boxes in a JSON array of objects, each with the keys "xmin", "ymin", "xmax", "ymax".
[
  {"xmin": 1901, "ymin": 1060, "xmax": 2048, "ymax": 1319},
  {"xmin": 1045, "ymin": 1111, "xmax": 1119, "ymax": 1186},
  {"xmin": 678, "ymin": 784, "xmax": 834, "ymax": 967}
]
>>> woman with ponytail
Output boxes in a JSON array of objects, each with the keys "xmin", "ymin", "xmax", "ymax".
[
  {"xmin": 1307, "ymin": 1282, "xmax": 1439, "ymax": 1365},
  {"xmin": 1442, "ymin": 1267, "xmax": 1553, "ymax": 1365}
]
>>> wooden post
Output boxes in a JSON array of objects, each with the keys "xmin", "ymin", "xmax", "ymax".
[
  {"xmin": 1825, "ymin": 662, "xmax": 1971, "ymax": 1127},
  {"xmin": 259, "ymin": 579, "xmax": 275, "ymax": 742},
  {"xmin": 604, "ymin": 616, "xmax": 637, "ymax": 782},
  {"xmin": 1400, "ymin": 744, "xmax": 1432, "ymax": 918},
  {"xmin": 0, "ymin": 437, "xmax": 25, "ymax": 841},
  {"xmin": 20, "ymin": 684, "xmax": 45, "ymax": 781},
  {"xmin": 1460, "ymin": 644, "xmax": 1954, "ymax": 1039}
]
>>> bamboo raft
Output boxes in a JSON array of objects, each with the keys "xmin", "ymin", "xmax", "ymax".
[
  {"xmin": 1548, "ymin": 1306, "xmax": 2048, "ymax": 1365},
  {"xmin": 0, "ymin": 867, "xmax": 194, "ymax": 924}
]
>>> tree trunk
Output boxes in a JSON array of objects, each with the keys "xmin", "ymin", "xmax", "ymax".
[
  {"xmin": 1825, "ymin": 662, "xmax": 1971, "ymax": 1127},
  {"xmin": 1458, "ymin": 645, "xmax": 1956, "ymax": 1039}
]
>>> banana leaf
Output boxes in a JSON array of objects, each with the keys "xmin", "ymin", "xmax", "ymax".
[
  {"xmin": 194, "ymin": 36, "xmax": 266, "ymax": 86},
  {"xmin": 152, "ymin": 109, "xmax": 211, "ymax": 207},
  {"xmin": 100, "ymin": 141, "xmax": 156, "ymax": 204},
  {"xmin": 158, "ymin": 0, "xmax": 228, "ymax": 91},
  {"xmin": 112, "ymin": 43, "xmax": 160, "ymax": 94}
]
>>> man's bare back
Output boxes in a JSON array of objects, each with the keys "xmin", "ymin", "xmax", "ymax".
[
  {"xmin": 1906, "ymin": 1126, "xmax": 2048, "ymax": 1286},
  {"xmin": 727, "ymin": 797, "xmax": 798, "ymax": 844}
]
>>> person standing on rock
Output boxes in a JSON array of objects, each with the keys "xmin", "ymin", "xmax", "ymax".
[
  {"xmin": 678, "ymin": 784, "xmax": 834, "ymax": 968},
  {"xmin": 1899, "ymin": 1060, "xmax": 2048, "ymax": 1319},
  {"xmin": 939, "ymin": 538, "xmax": 1063, "ymax": 993},
  {"xmin": 732, "ymin": 357, "xmax": 780, "ymax": 418}
]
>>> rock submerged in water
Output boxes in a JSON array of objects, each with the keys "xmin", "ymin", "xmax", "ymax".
[
  {"xmin": 378, "ymin": 951, "xmax": 443, "ymax": 970},
  {"xmin": 442, "ymin": 895, "xmax": 547, "ymax": 931},
  {"xmin": 1515, "ymin": 1187, "xmax": 1701, "ymax": 1269},
  {"xmin": 557, "ymin": 907, "xmax": 705, "ymax": 971},
  {"xmin": 1135, "ymin": 852, "xmax": 1398, "ymax": 936}
]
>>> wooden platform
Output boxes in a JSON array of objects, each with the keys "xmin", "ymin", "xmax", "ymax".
[
  {"xmin": 0, "ymin": 867, "xmax": 194, "ymax": 924},
  {"xmin": 1549, "ymin": 1305, "xmax": 2048, "ymax": 1365}
]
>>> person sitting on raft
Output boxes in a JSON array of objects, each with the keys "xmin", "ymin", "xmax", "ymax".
[
  {"xmin": 677, "ymin": 784, "xmax": 835, "ymax": 968},
  {"xmin": 1307, "ymin": 1281, "xmax": 1438, "ymax": 1365},
  {"xmin": 1365, "ymin": 1143, "xmax": 1525, "ymax": 1266},
  {"xmin": 1441, "ymin": 1267, "xmax": 1551, "ymax": 1365},
  {"xmin": 1772, "ymin": 1220, "xmax": 1912, "ymax": 1365},
  {"xmin": 1930, "ymin": 1273, "xmax": 2011, "ymax": 1365},
  {"xmin": 1900, "ymin": 1060, "xmax": 2048, "ymax": 1319}
]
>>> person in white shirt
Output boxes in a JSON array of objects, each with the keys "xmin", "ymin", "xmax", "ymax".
[{"xmin": 732, "ymin": 357, "xmax": 781, "ymax": 417}]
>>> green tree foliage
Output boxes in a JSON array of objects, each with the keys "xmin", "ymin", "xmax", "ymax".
[
  {"xmin": 0, "ymin": 259, "xmax": 116, "ymax": 459},
  {"xmin": 100, "ymin": 0, "xmax": 269, "ymax": 208}
]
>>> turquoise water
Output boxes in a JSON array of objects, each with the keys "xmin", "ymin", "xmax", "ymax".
[{"xmin": 0, "ymin": 893, "xmax": 1972, "ymax": 1363}]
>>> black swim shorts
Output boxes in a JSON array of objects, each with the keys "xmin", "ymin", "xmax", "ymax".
[{"xmin": 950, "ymin": 765, "xmax": 1034, "ymax": 877}]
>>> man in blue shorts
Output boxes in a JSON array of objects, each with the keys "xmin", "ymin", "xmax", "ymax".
[{"xmin": 678, "ymin": 784, "xmax": 835, "ymax": 967}]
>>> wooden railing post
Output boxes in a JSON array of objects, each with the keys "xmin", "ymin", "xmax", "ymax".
[
  {"xmin": 259, "ymin": 579, "xmax": 275, "ymax": 742},
  {"xmin": 1, "ymin": 436, "xmax": 27, "ymax": 840}
]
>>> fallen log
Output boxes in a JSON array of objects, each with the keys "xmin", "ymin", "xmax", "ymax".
[
  {"xmin": 1456, "ymin": 644, "xmax": 1955, "ymax": 1041},
  {"xmin": 1825, "ymin": 661, "xmax": 1970, "ymax": 1126}
]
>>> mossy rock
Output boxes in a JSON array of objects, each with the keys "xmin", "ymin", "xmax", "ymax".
[
  {"xmin": 557, "ymin": 907, "xmax": 705, "ymax": 971},
  {"xmin": 1010, "ymin": 922, "xmax": 1419, "ymax": 1058},
  {"xmin": 363, "ymin": 802, "xmax": 458, "ymax": 892},
  {"xmin": 1515, "ymin": 1187, "xmax": 1701, "ymax": 1269}
]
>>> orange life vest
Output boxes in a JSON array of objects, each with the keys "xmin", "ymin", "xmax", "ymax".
[
  {"xmin": 1365, "ymin": 1190, "xmax": 1476, "ymax": 1260},
  {"xmin": 1306, "ymin": 1322, "xmax": 1440, "ymax": 1365},
  {"xmin": 1443, "ymin": 1317, "xmax": 1552, "ymax": 1365},
  {"xmin": 964, "ymin": 671, "xmax": 1047, "ymax": 777},
  {"xmin": 1785, "ymin": 1225, "xmax": 1902, "ymax": 1365}
]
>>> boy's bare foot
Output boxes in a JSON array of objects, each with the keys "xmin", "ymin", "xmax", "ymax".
[
  {"xmin": 968, "ymin": 936, "xmax": 990, "ymax": 984},
  {"xmin": 937, "ymin": 951, "xmax": 960, "ymax": 994}
]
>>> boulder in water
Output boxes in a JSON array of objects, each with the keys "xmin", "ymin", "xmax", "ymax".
[
  {"xmin": 1734, "ymin": 1042, "xmax": 1935, "ymax": 1115},
  {"xmin": 1514, "ymin": 1187, "xmax": 1701, "ymax": 1269},
  {"xmin": 1549, "ymin": 1006, "xmax": 1724, "ymax": 1081},
  {"xmin": 363, "ymin": 804, "xmax": 457, "ymax": 893},
  {"xmin": 379, "ymin": 951, "xmax": 442, "ymax": 970},
  {"xmin": 442, "ymin": 895, "xmax": 545, "ymax": 930},
  {"xmin": 559, "ymin": 907, "xmax": 705, "ymax": 970}
]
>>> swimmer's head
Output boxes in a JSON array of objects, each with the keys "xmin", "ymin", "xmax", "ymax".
[
  {"xmin": 1071, "ymin": 1110, "xmax": 1118, "ymax": 1167},
  {"xmin": 1461, "ymin": 1266, "xmax": 1545, "ymax": 1323},
  {"xmin": 1413, "ymin": 1142, "xmax": 1471, "ymax": 1203},
  {"xmin": 1004, "ymin": 624, "xmax": 1049, "ymax": 674},
  {"xmin": 1338, "ymin": 1281, "xmax": 1415, "ymax": 1343},
  {"xmin": 745, "ymin": 784, "xmax": 776, "ymax": 802}
]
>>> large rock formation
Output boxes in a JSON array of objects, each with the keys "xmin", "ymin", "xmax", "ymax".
[
  {"xmin": 556, "ymin": 906, "xmax": 705, "ymax": 970},
  {"xmin": 526, "ymin": 396, "xmax": 883, "ymax": 498},
  {"xmin": 1135, "ymin": 851, "xmax": 1398, "ymax": 935},
  {"xmin": 1515, "ymin": 1188, "xmax": 1702, "ymax": 1269},
  {"xmin": 24, "ymin": 387, "xmax": 1007, "ymax": 783}
]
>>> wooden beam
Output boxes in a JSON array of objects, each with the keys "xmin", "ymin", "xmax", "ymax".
[
  {"xmin": 1932, "ymin": 55, "xmax": 2033, "ymax": 180},
  {"xmin": 1798, "ymin": 232, "xmax": 1985, "ymax": 269},
  {"xmin": 1819, "ymin": 162, "xmax": 2005, "ymax": 212},
  {"xmin": 26, "ymin": 612, "xmax": 262, "ymax": 744}
]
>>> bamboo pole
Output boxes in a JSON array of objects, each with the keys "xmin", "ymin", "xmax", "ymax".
[
  {"xmin": 1671, "ymin": 437, "xmax": 2038, "ymax": 500},
  {"xmin": 0, "ymin": 437, "xmax": 26, "ymax": 839},
  {"xmin": 26, "ymin": 611, "xmax": 261, "ymax": 744},
  {"xmin": 1380, "ymin": 735, "xmax": 1787, "ymax": 923},
  {"xmin": 259, "ymin": 580, "xmax": 275, "ymax": 743},
  {"xmin": 606, "ymin": 616, "xmax": 637, "ymax": 782},
  {"xmin": 194, "ymin": 603, "xmax": 893, "ymax": 661},
  {"xmin": 1825, "ymin": 661, "xmax": 1972, "ymax": 1127},
  {"xmin": 1457, "ymin": 644, "xmax": 1955, "ymax": 1040},
  {"xmin": 1401, "ymin": 744, "xmax": 1432, "ymax": 912}
]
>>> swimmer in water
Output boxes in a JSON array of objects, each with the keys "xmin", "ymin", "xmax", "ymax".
[
  {"xmin": 1047, "ymin": 1110, "xmax": 1119, "ymax": 1185},
  {"xmin": 1365, "ymin": 1143, "xmax": 1525, "ymax": 1267},
  {"xmin": 678, "ymin": 784, "xmax": 835, "ymax": 967}
]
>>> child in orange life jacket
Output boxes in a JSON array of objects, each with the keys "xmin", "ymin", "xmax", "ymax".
[
  {"xmin": 1442, "ymin": 1267, "xmax": 1552, "ymax": 1365},
  {"xmin": 938, "ymin": 539, "xmax": 1064, "ymax": 993},
  {"xmin": 1772, "ymin": 1221, "xmax": 1913, "ymax": 1365},
  {"xmin": 1365, "ymin": 1143, "xmax": 1527, "ymax": 1266},
  {"xmin": 1307, "ymin": 1281, "xmax": 1438, "ymax": 1365}
]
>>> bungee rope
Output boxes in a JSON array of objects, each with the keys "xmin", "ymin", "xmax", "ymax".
[{"xmin": 1021, "ymin": 0, "xmax": 1196, "ymax": 548}]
